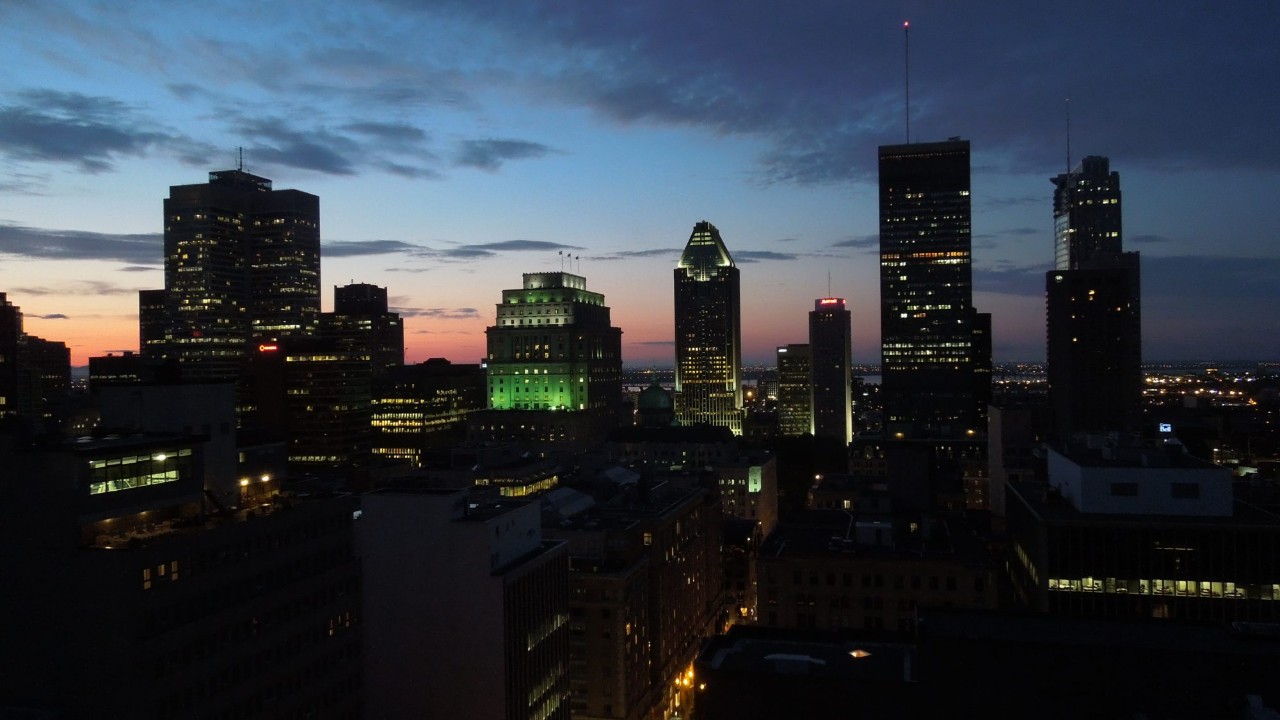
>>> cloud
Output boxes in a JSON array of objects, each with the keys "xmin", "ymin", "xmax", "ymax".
[
  {"xmin": 832, "ymin": 234, "xmax": 878, "ymax": 249},
  {"xmin": 393, "ymin": 307, "xmax": 480, "ymax": 320},
  {"xmin": 634, "ymin": 340, "xmax": 674, "ymax": 346},
  {"xmin": 0, "ymin": 89, "xmax": 195, "ymax": 172},
  {"xmin": 455, "ymin": 139, "xmax": 555, "ymax": 170},
  {"xmin": 0, "ymin": 222, "xmax": 161, "ymax": 262},
  {"xmin": 735, "ymin": 250, "xmax": 797, "ymax": 263},
  {"xmin": 595, "ymin": 248, "xmax": 678, "ymax": 261},
  {"xmin": 974, "ymin": 265, "xmax": 1046, "ymax": 297},
  {"xmin": 1145, "ymin": 255, "xmax": 1279, "ymax": 299},
  {"xmin": 12, "ymin": 280, "xmax": 137, "ymax": 297},
  {"xmin": 984, "ymin": 195, "xmax": 1043, "ymax": 208},
  {"xmin": 342, "ymin": 121, "xmax": 429, "ymax": 144},
  {"xmin": 1129, "ymin": 234, "xmax": 1172, "ymax": 244},
  {"xmin": 325, "ymin": 239, "xmax": 426, "ymax": 257},
  {"xmin": 440, "ymin": 4, "xmax": 1279, "ymax": 179},
  {"xmin": 118, "ymin": 265, "xmax": 159, "ymax": 272},
  {"xmin": 438, "ymin": 239, "xmax": 582, "ymax": 260},
  {"xmin": 30, "ymin": 313, "xmax": 69, "ymax": 320},
  {"xmin": 235, "ymin": 116, "xmax": 358, "ymax": 175},
  {"xmin": 1002, "ymin": 227, "xmax": 1040, "ymax": 236}
]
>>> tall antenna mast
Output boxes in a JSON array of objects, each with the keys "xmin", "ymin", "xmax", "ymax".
[
  {"xmin": 827, "ymin": 270, "xmax": 832, "ymax": 297},
  {"xmin": 238, "ymin": 146, "xmax": 244, "ymax": 172},
  {"xmin": 1065, "ymin": 97, "xmax": 1072, "ymax": 174},
  {"xmin": 903, "ymin": 20, "xmax": 911, "ymax": 143}
]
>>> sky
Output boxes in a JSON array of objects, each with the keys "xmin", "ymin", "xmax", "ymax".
[{"xmin": 1, "ymin": 1, "xmax": 1277, "ymax": 367}]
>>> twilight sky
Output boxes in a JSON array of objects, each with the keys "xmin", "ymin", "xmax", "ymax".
[{"xmin": 1, "ymin": 1, "xmax": 1277, "ymax": 367}]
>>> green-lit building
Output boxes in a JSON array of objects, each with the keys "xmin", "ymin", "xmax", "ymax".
[{"xmin": 473, "ymin": 272, "xmax": 623, "ymax": 446}]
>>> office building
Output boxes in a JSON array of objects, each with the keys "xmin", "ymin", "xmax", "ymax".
[
  {"xmin": 144, "ymin": 168, "xmax": 320, "ymax": 381},
  {"xmin": 674, "ymin": 221, "xmax": 743, "ymax": 434},
  {"xmin": 1052, "ymin": 155, "xmax": 1123, "ymax": 271},
  {"xmin": 361, "ymin": 488, "xmax": 570, "ymax": 720},
  {"xmin": 371, "ymin": 359, "xmax": 485, "ymax": 467},
  {"xmin": 878, "ymin": 140, "xmax": 986, "ymax": 438},
  {"xmin": 0, "ymin": 431, "xmax": 361, "ymax": 719},
  {"xmin": 717, "ymin": 451, "xmax": 779, "ymax": 538},
  {"xmin": 243, "ymin": 337, "xmax": 373, "ymax": 473},
  {"xmin": 544, "ymin": 476, "xmax": 723, "ymax": 720},
  {"xmin": 0, "ymin": 291, "xmax": 71, "ymax": 420},
  {"xmin": 810, "ymin": 298, "xmax": 853, "ymax": 444},
  {"xmin": 330, "ymin": 282, "xmax": 404, "ymax": 380},
  {"xmin": 473, "ymin": 271, "xmax": 623, "ymax": 447},
  {"xmin": 1006, "ymin": 436, "xmax": 1280, "ymax": 623},
  {"xmin": 776, "ymin": 344, "xmax": 812, "ymax": 437},
  {"xmin": 1046, "ymin": 156, "xmax": 1141, "ymax": 437},
  {"xmin": 0, "ymin": 292, "xmax": 19, "ymax": 416}
]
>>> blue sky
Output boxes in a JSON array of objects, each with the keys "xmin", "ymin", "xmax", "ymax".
[{"xmin": 1, "ymin": 0, "xmax": 1277, "ymax": 365}]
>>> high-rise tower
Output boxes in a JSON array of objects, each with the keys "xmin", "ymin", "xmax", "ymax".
[
  {"xmin": 1046, "ymin": 156, "xmax": 1141, "ymax": 437},
  {"xmin": 878, "ymin": 139, "xmax": 985, "ymax": 438},
  {"xmin": 810, "ymin": 298, "xmax": 853, "ymax": 444},
  {"xmin": 144, "ymin": 169, "xmax": 320, "ymax": 381},
  {"xmin": 776, "ymin": 344, "xmax": 811, "ymax": 437},
  {"xmin": 477, "ymin": 271, "xmax": 623, "ymax": 447},
  {"xmin": 1051, "ymin": 156, "xmax": 1122, "ymax": 270},
  {"xmin": 674, "ymin": 221, "xmax": 743, "ymax": 435}
]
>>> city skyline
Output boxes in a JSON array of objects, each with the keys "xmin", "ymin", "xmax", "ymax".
[{"xmin": 1, "ymin": 2, "xmax": 1278, "ymax": 366}]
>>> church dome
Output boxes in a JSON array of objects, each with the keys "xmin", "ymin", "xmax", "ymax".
[{"xmin": 637, "ymin": 382, "xmax": 673, "ymax": 411}]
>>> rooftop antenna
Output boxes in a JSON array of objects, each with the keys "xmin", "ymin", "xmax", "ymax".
[
  {"xmin": 558, "ymin": 250, "xmax": 564, "ymax": 271},
  {"xmin": 1065, "ymin": 97, "xmax": 1072, "ymax": 174},
  {"xmin": 903, "ymin": 20, "xmax": 911, "ymax": 144},
  {"xmin": 827, "ymin": 270, "xmax": 832, "ymax": 297},
  {"xmin": 238, "ymin": 146, "xmax": 244, "ymax": 172}
]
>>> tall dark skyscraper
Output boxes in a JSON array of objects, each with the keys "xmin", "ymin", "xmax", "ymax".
[
  {"xmin": 809, "ymin": 298, "xmax": 853, "ymax": 444},
  {"xmin": 878, "ymin": 139, "xmax": 986, "ymax": 438},
  {"xmin": 144, "ymin": 169, "xmax": 320, "ymax": 380},
  {"xmin": 674, "ymin": 221, "xmax": 743, "ymax": 435},
  {"xmin": 331, "ymin": 282, "xmax": 404, "ymax": 380},
  {"xmin": 776, "ymin": 344, "xmax": 811, "ymax": 437},
  {"xmin": 1046, "ymin": 156, "xmax": 1142, "ymax": 437},
  {"xmin": 1052, "ymin": 155, "xmax": 1123, "ymax": 270}
]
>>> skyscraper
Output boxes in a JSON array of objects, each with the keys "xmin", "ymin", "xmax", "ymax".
[
  {"xmin": 810, "ymin": 297, "xmax": 853, "ymax": 444},
  {"xmin": 144, "ymin": 169, "xmax": 320, "ymax": 381},
  {"xmin": 471, "ymin": 271, "xmax": 623, "ymax": 446},
  {"xmin": 331, "ymin": 282, "xmax": 404, "ymax": 380},
  {"xmin": 1046, "ymin": 156, "xmax": 1141, "ymax": 437},
  {"xmin": 485, "ymin": 271, "xmax": 622, "ymax": 414},
  {"xmin": 878, "ymin": 139, "xmax": 985, "ymax": 437},
  {"xmin": 674, "ymin": 221, "xmax": 743, "ymax": 434},
  {"xmin": 776, "ymin": 344, "xmax": 811, "ymax": 437},
  {"xmin": 1051, "ymin": 155, "xmax": 1123, "ymax": 271}
]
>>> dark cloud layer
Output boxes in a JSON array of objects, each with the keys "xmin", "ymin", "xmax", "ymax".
[
  {"xmin": 0, "ymin": 89, "xmax": 206, "ymax": 172},
  {"xmin": 393, "ymin": 307, "xmax": 480, "ymax": 320},
  {"xmin": 832, "ymin": 235, "xmax": 878, "ymax": 249},
  {"xmin": 325, "ymin": 239, "xmax": 426, "ymax": 257},
  {"xmin": 455, "ymin": 139, "xmax": 555, "ymax": 170},
  {"xmin": 12, "ymin": 280, "xmax": 135, "ymax": 297},
  {"xmin": 0, "ymin": 222, "xmax": 160, "ymax": 262},
  {"xmin": 402, "ymin": 1, "xmax": 1280, "ymax": 182},
  {"xmin": 735, "ymin": 250, "xmax": 797, "ymax": 263}
]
